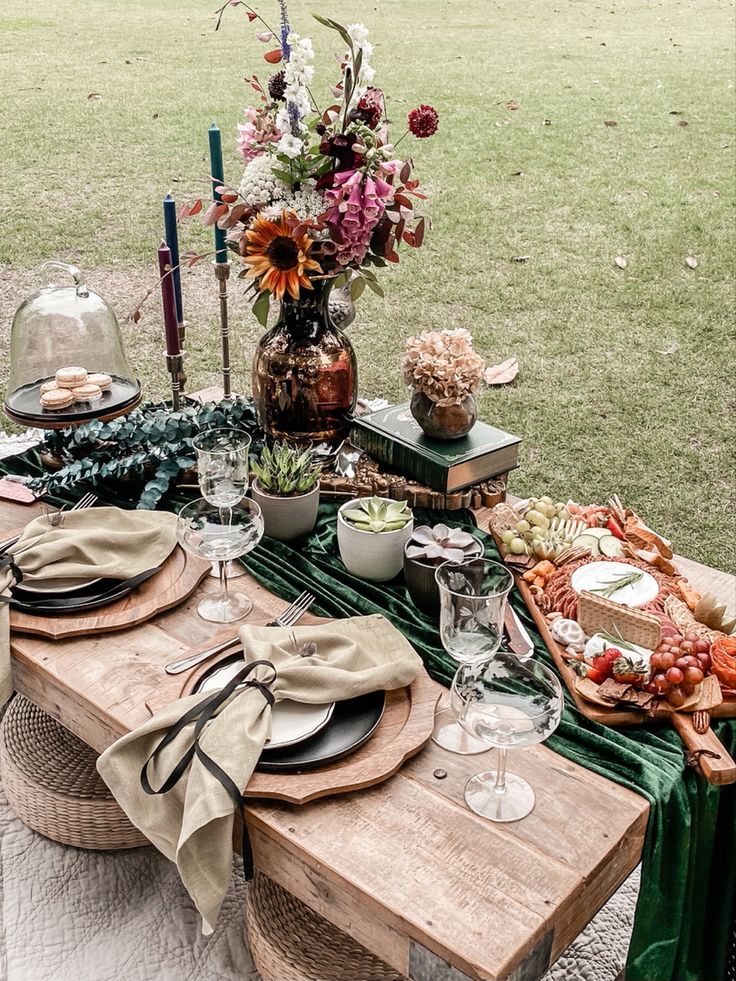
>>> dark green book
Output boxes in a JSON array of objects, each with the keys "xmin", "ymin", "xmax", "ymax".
[{"xmin": 350, "ymin": 403, "xmax": 521, "ymax": 493}]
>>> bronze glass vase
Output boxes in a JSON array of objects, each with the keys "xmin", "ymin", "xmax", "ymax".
[
  {"xmin": 252, "ymin": 281, "xmax": 358, "ymax": 445},
  {"xmin": 409, "ymin": 391, "xmax": 477, "ymax": 440}
]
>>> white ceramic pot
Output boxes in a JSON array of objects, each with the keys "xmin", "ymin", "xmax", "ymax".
[
  {"xmin": 251, "ymin": 480, "xmax": 320, "ymax": 542},
  {"xmin": 337, "ymin": 499, "xmax": 414, "ymax": 582}
]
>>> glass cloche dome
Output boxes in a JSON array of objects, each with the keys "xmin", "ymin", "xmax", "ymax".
[{"xmin": 4, "ymin": 262, "xmax": 141, "ymax": 428}]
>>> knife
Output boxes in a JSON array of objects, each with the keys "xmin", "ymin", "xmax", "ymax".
[
  {"xmin": 10, "ymin": 566, "xmax": 161, "ymax": 614},
  {"xmin": 504, "ymin": 605, "xmax": 534, "ymax": 659}
]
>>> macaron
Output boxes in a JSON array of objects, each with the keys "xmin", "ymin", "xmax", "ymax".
[
  {"xmin": 40, "ymin": 379, "xmax": 59, "ymax": 394},
  {"xmin": 55, "ymin": 366, "xmax": 88, "ymax": 389},
  {"xmin": 71, "ymin": 383, "xmax": 103, "ymax": 403},
  {"xmin": 87, "ymin": 372, "xmax": 112, "ymax": 391},
  {"xmin": 41, "ymin": 387, "xmax": 75, "ymax": 411}
]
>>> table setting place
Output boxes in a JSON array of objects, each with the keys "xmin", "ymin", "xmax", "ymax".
[{"xmin": 0, "ymin": 423, "xmax": 565, "ymax": 939}]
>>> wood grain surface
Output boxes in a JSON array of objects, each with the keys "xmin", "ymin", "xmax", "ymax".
[{"xmin": 0, "ymin": 498, "xmax": 665, "ymax": 979}]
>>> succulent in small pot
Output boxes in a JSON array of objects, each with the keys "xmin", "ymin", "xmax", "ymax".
[
  {"xmin": 403, "ymin": 523, "xmax": 484, "ymax": 615},
  {"xmin": 251, "ymin": 442, "xmax": 322, "ymax": 541},
  {"xmin": 337, "ymin": 497, "xmax": 414, "ymax": 582}
]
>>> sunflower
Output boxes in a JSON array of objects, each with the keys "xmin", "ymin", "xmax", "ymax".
[{"xmin": 243, "ymin": 212, "xmax": 322, "ymax": 300}]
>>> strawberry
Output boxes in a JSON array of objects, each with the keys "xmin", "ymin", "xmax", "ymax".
[
  {"xmin": 585, "ymin": 647, "xmax": 621, "ymax": 685},
  {"xmin": 612, "ymin": 654, "xmax": 648, "ymax": 687}
]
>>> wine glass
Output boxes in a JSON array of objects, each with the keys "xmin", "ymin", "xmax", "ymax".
[
  {"xmin": 432, "ymin": 558, "xmax": 514, "ymax": 754},
  {"xmin": 193, "ymin": 428, "xmax": 251, "ymax": 579},
  {"xmin": 177, "ymin": 498, "xmax": 264, "ymax": 622},
  {"xmin": 451, "ymin": 653, "xmax": 563, "ymax": 822}
]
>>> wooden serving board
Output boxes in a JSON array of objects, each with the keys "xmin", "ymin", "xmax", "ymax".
[
  {"xmin": 508, "ymin": 558, "xmax": 736, "ymax": 786},
  {"xmin": 10, "ymin": 545, "xmax": 211, "ymax": 640},
  {"xmin": 143, "ymin": 626, "xmax": 439, "ymax": 805}
]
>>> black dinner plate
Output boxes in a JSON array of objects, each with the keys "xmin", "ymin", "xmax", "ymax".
[
  {"xmin": 10, "ymin": 567, "xmax": 160, "ymax": 615},
  {"xmin": 193, "ymin": 651, "xmax": 386, "ymax": 773}
]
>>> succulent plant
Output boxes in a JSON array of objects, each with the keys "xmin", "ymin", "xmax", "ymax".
[
  {"xmin": 341, "ymin": 497, "xmax": 412, "ymax": 533},
  {"xmin": 405, "ymin": 524, "xmax": 481, "ymax": 565},
  {"xmin": 251, "ymin": 442, "xmax": 321, "ymax": 497}
]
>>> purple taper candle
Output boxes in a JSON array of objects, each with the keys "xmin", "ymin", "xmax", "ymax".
[{"xmin": 158, "ymin": 241, "xmax": 181, "ymax": 356}]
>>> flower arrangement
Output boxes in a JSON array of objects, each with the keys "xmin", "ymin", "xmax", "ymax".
[
  {"xmin": 192, "ymin": 4, "xmax": 438, "ymax": 324},
  {"xmin": 402, "ymin": 328, "xmax": 490, "ymax": 407}
]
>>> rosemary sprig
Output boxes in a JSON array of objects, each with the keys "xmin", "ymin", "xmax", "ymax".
[{"xmin": 590, "ymin": 571, "xmax": 644, "ymax": 599}]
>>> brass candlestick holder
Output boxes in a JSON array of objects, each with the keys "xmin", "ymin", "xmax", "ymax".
[
  {"xmin": 165, "ymin": 351, "xmax": 185, "ymax": 411},
  {"xmin": 213, "ymin": 261, "xmax": 232, "ymax": 398}
]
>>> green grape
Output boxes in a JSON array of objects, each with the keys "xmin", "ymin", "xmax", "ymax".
[
  {"xmin": 515, "ymin": 520, "xmax": 531, "ymax": 534},
  {"xmin": 526, "ymin": 510, "xmax": 549, "ymax": 528},
  {"xmin": 509, "ymin": 538, "xmax": 526, "ymax": 555},
  {"xmin": 500, "ymin": 529, "xmax": 515, "ymax": 545}
]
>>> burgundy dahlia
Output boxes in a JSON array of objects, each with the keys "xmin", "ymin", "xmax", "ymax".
[
  {"xmin": 408, "ymin": 104, "xmax": 439, "ymax": 139},
  {"xmin": 319, "ymin": 131, "xmax": 361, "ymax": 170},
  {"xmin": 268, "ymin": 70, "xmax": 287, "ymax": 102},
  {"xmin": 354, "ymin": 87, "xmax": 384, "ymax": 129}
]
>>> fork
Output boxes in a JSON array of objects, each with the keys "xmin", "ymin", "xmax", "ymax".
[
  {"xmin": 164, "ymin": 590, "xmax": 316, "ymax": 675},
  {"xmin": 0, "ymin": 492, "xmax": 98, "ymax": 553}
]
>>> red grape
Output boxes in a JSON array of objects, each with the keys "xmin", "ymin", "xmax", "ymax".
[
  {"xmin": 644, "ymin": 682, "xmax": 659, "ymax": 694},
  {"xmin": 684, "ymin": 666, "xmax": 704, "ymax": 685},
  {"xmin": 695, "ymin": 639, "xmax": 710, "ymax": 654},
  {"xmin": 666, "ymin": 667, "xmax": 684, "ymax": 685},
  {"xmin": 659, "ymin": 653, "xmax": 676, "ymax": 671},
  {"xmin": 653, "ymin": 673, "xmax": 670, "ymax": 692},
  {"xmin": 650, "ymin": 654, "xmax": 662, "ymax": 671},
  {"xmin": 698, "ymin": 653, "xmax": 712, "ymax": 672},
  {"xmin": 672, "ymin": 634, "xmax": 684, "ymax": 645},
  {"xmin": 685, "ymin": 633, "xmax": 699, "ymax": 644},
  {"xmin": 681, "ymin": 682, "xmax": 695, "ymax": 697},
  {"xmin": 680, "ymin": 641, "xmax": 694, "ymax": 654},
  {"xmin": 668, "ymin": 687, "xmax": 686, "ymax": 707}
]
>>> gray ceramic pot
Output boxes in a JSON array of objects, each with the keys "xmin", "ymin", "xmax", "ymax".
[
  {"xmin": 251, "ymin": 479, "xmax": 320, "ymax": 542},
  {"xmin": 403, "ymin": 539, "xmax": 484, "ymax": 616}
]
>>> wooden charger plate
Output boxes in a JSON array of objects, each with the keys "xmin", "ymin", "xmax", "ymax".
[
  {"xmin": 488, "ymin": 527, "xmax": 736, "ymax": 785},
  {"xmin": 146, "ymin": 623, "xmax": 440, "ymax": 805},
  {"xmin": 9, "ymin": 544, "xmax": 211, "ymax": 640}
]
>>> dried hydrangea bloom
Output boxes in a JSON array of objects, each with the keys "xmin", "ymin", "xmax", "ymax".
[{"xmin": 402, "ymin": 328, "xmax": 486, "ymax": 405}]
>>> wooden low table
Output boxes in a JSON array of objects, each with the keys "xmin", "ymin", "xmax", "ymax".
[{"xmin": 5, "ymin": 497, "xmax": 730, "ymax": 980}]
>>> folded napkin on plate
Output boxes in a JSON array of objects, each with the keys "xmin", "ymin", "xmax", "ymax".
[
  {"xmin": 0, "ymin": 507, "xmax": 178, "ymax": 704},
  {"xmin": 97, "ymin": 614, "xmax": 423, "ymax": 934}
]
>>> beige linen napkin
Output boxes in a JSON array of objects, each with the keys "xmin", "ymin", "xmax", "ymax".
[
  {"xmin": 96, "ymin": 614, "xmax": 423, "ymax": 934},
  {"xmin": 0, "ymin": 507, "xmax": 178, "ymax": 705}
]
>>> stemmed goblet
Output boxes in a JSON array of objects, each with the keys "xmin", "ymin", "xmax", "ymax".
[
  {"xmin": 193, "ymin": 428, "xmax": 251, "ymax": 579},
  {"xmin": 432, "ymin": 558, "xmax": 514, "ymax": 754},
  {"xmin": 177, "ymin": 498, "xmax": 264, "ymax": 623},
  {"xmin": 451, "ymin": 653, "xmax": 563, "ymax": 822}
]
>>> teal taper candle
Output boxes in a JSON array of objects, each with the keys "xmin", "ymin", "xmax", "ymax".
[{"xmin": 208, "ymin": 123, "xmax": 228, "ymax": 264}]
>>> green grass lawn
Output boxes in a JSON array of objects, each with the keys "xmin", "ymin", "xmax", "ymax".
[{"xmin": 1, "ymin": 0, "xmax": 734, "ymax": 570}]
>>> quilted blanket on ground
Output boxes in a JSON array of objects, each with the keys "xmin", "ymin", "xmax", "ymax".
[{"xmin": 0, "ymin": 775, "xmax": 638, "ymax": 981}]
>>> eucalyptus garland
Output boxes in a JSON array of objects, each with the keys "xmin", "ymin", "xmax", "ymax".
[{"xmin": 32, "ymin": 398, "xmax": 262, "ymax": 510}]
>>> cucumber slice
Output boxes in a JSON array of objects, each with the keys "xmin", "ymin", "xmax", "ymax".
[
  {"xmin": 572, "ymin": 533, "xmax": 601, "ymax": 555},
  {"xmin": 598, "ymin": 535, "xmax": 625, "ymax": 557},
  {"xmin": 582, "ymin": 527, "xmax": 613, "ymax": 540}
]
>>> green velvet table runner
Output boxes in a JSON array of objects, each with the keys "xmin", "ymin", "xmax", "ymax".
[{"xmin": 1, "ymin": 450, "xmax": 733, "ymax": 981}]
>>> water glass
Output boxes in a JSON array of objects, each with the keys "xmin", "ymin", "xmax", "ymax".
[
  {"xmin": 193, "ymin": 428, "xmax": 251, "ymax": 507},
  {"xmin": 431, "ymin": 558, "xmax": 514, "ymax": 755},
  {"xmin": 451, "ymin": 653, "xmax": 563, "ymax": 822}
]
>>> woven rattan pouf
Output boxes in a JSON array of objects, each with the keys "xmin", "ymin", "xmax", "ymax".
[
  {"xmin": 246, "ymin": 870, "xmax": 407, "ymax": 981},
  {"xmin": 0, "ymin": 694, "xmax": 148, "ymax": 850}
]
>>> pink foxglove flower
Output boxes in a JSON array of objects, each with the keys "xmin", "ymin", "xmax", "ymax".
[
  {"xmin": 325, "ymin": 169, "xmax": 395, "ymax": 266},
  {"xmin": 236, "ymin": 107, "xmax": 282, "ymax": 163}
]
